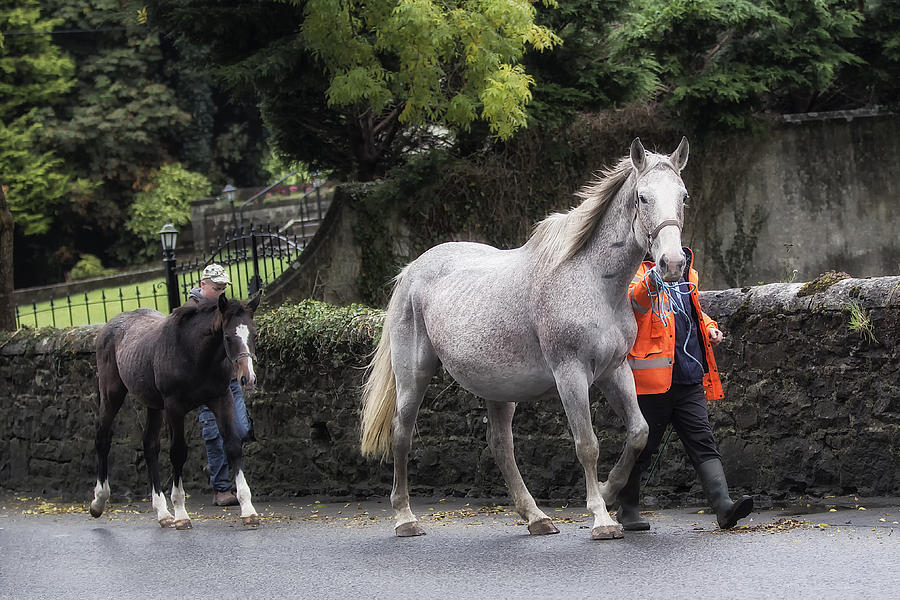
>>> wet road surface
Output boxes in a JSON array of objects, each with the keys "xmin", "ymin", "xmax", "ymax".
[{"xmin": 1, "ymin": 494, "xmax": 897, "ymax": 599}]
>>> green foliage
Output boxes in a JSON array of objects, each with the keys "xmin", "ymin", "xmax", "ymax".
[
  {"xmin": 845, "ymin": 299, "xmax": 877, "ymax": 344},
  {"xmin": 0, "ymin": 1, "xmax": 75, "ymax": 120},
  {"xmin": 68, "ymin": 254, "xmax": 115, "ymax": 281},
  {"xmin": 300, "ymin": 0, "xmax": 559, "ymax": 138},
  {"xmin": 146, "ymin": 0, "xmax": 559, "ymax": 179},
  {"xmin": 610, "ymin": 0, "xmax": 866, "ymax": 130},
  {"xmin": 0, "ymin": 1, "xmax": 77, "ymax": 236},
  {"xmin": 256, "ymin": 299, "xmax": 381, "ymax": 362},
  {"xmin": 523, "ymin": 0, "xmax": 659, "ymax": 129},
  {"xmin": 0, "ymin": 114, "xmax": 72, "ymax": 235},
  {"xmin": 41, "ymin": 1, "xmax": 192, "ymax": 190},
  {"xmin": 125, "ymin": 163, "xmax": 211, "ymax": 256}
]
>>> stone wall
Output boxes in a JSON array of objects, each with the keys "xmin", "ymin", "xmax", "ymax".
[
  {"xmin": 1, "ymin": 276, "xmax": 898, "ymax": 507},
  {"xmin": 686, "ymin": 112, "xmax": 900, "ymax": 289}
]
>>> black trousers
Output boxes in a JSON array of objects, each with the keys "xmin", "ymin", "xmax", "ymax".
[{"xmin": 634, "ymin": 382, "xmax": 721, "ymax": 475}]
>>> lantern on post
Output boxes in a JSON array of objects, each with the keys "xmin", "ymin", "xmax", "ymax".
[
  {"xmin": 158, "ymin": 223, "xmax": 180, "ymax": 313},
  {"xmin": 223, "ymin": 184, "xmax": 238, "ymax": 230}
]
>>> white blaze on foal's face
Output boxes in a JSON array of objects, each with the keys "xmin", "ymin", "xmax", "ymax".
[{"xmin": 234, "ymin": 322, "xmax": 256, "ymax": 386}]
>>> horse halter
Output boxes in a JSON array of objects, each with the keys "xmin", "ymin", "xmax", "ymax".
[
  {"xmin": 632, "ymin": 175, "xmax": 683, "ymax": 253},
  {"xmin": 226, "ymin": 349, "xmax": 257, "ymax": 364},
  {"xmin": 222, "ymin": 331, "xmax": 256, "ymax": 364}
]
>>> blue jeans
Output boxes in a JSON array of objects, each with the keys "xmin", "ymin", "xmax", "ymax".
[{"xmin": 198, "ymin": 380, "xmax": 252, "ymax": 492}]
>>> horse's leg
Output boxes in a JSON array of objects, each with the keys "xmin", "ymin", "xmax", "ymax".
[
  {"xmin": 210, "ymin": 392, "xmax": 259, "ymax": 527},
  {"xmin": 554, "ymin": 361, "xmax": 622, "ymax": 540},
  {"xmin": 595, "ymin": 363, "xmax": 649, "ymax": 506},
  {"xmin": 389, "ymin": 319, "xmax": 438, "ymax": 537},
  {"xmin": 143, "ymin": 407, "xmax": 175, "ymax": 527},
  {"xmin": 485, "ymin": 400, "xmax": 558, "ymax": 535},
  {"xmin": 165, "ymin": 408, "xmax": 192, "ymax": 530},
  {"xmin": 90, "ymin": 371, "xmax": 126, "ymax": 518}
]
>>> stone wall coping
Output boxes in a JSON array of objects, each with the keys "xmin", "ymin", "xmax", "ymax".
[
  {"xmin": 701, "ymin": 275, "xmax": 900, "ymax": 319},
  {"xmin": 4, "ymin": 275, "xmax": 899, "ymax": 356},
  {"xmin": 0, "ymin": 324, "xmax": 103, "ymax": 356}
]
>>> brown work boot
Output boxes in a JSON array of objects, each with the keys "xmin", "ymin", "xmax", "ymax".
[{"xmin": 212, "ymin": 490, "xmax": 239, "ymax": 506}]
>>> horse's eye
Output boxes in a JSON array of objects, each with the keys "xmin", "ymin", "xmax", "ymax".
[
  {"xmin": 683, "ymin": 194, "xmax": 690, "ymax": 208},
  {"xmin": 639, "ymin": 194, "xmax": 648, "ymax": 204}
]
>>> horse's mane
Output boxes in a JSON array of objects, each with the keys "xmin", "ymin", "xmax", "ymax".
[{"xmin": 528, "ymin": 156, "xmax": 633, "ymax": 269}]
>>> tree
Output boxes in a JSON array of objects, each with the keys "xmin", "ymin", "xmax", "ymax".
[
  {"xmin": 0, "ymin": 2, "xmax": 75, "ymax": 233},
  {"xmin": 0, "ymin": 1, "xmax": 80, "ymax": 290},
  {"xmin": 125, "ymin": 163, "xmax": 211, "ymax": 259},
  {"xmin": 609, "ymin": 0, "xmax": 864, "ymax": 130},
  {"xmin": 0, "ymin": 183, "xmax": 14, "ymax": 330},
  {"xmin": 522, "ymin": 0, "xmax": 660, "ymax": 130},
  {"xmin": 146, "ymin": 0, "xmax": 559, "ymax": 180}
]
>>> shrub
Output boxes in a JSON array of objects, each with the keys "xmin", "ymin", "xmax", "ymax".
[
  {"xmin": 125, "ymin": 163, "xmax": 211, "ymax": 258},
  {"xmin": 69, "ymin": 254, "xmax": 115, "ymax": 281}
]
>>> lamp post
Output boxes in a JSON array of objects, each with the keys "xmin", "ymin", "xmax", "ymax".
[
  {"xmin": 159, "ymin": 223, "xmax": 180, "ymax": 313},
  {"xmin": 223, "ymin": 184, "xmax": 238, "ymax": 230}
]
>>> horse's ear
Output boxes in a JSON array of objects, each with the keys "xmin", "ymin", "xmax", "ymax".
[
  {"xmin": 670, "ymin": 136, "xmax": 689, "ymax": 171},
  {"xmin": 630, "ymin": 137, "xmax": 647, "ymax": 173},
  {"xmin": 246, "ymin": 293, "xmax": 261, "ymax": 313},
  {"xmin": 217, "ymin": 293, "xmax": 228, "ymax": 314}
]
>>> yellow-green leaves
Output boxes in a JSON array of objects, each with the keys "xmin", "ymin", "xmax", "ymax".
[
  {"xmin": 298, "ymin": 0, "xmax": 559, "ymax": 139},
  {"xmin": 480, "ymin": 64, "xmax": 534, "ymax": 139}
]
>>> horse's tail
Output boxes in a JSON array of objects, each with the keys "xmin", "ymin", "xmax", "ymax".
[{"xmin": 360, "ymin": 274, "xmax": 405, "ymax": 461}]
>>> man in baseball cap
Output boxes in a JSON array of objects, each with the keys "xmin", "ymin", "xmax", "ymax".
[{"xmin": 186, "ymin": 263, "xmax": 252, "ymax": 507}]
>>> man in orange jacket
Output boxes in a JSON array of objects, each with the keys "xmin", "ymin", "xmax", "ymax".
[{"xmin": 618, "ymin": 248, "xmax": 753, "ymax": 530}]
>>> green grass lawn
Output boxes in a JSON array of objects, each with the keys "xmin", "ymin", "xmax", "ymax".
[{"xmin": 16, "ymin": 260, "xmax": 291, "ymax": 329}]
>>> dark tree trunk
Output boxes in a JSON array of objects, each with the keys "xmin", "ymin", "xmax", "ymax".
[
  {"xmin": 350, "ymin": 106, "xmax": 402, "ymax": 182},
  {"xmin": 0, "ymin": 183, "xmax": 15, "ymax": 330}
]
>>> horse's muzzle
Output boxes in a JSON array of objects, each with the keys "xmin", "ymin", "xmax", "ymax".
[{"xmin": 658, "ymin": 252, "xmax": 686, "ymax": 282}]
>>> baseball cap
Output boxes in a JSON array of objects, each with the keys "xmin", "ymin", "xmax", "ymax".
[{"xmin": 201, "ymin": 264, "xmax": 231, "ymax": 285}]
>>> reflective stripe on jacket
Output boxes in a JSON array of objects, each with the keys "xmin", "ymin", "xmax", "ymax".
[{"xmin": 627, "ymin": 248, "xmax": 724, "ymax": 401}]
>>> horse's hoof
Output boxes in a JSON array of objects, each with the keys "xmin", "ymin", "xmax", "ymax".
[
  {"xmin": 592, "ymin": 524, "xmax": 624, "ymax": 540},
  {"xmin": 528, "ymin": 518, "xmax": 560, "ymax": 536},
  {"xmin": 159, "ymin": 517, "xmax": 175, "ymax": 528},
  {"xmin": 241, "ymin": 515, "xmax": 260, "ymax": 527},
  {"xmin": 174, "ymin": 519, "xmax": 192, "ymax": 530},
  {"xmin": 395, "ymin": 521, "xmax": 426, "ymax": 537},
  {"xmin": 89, "ymin": 505, "xmax": 103, "ymax": 518}
]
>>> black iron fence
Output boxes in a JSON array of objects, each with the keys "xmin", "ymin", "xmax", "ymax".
[
  {"xmin": 14, "ymin": 285, "xmax": 169, "ymax": 329},
  {"xmin": 171, "ymin": 223, "xmax": 305, "ymax": 306},
  {"xmin": 15, "ymin": 222, "xmax": 311, "ymax": 328}
]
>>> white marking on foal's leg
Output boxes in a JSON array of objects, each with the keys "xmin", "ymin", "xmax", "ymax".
[
  {"xmin": 152, "ymin": 489, "xmax": 175, "ymax": 527},
  {"xmin": 170, "ymin": 479, "xmax": 191, "ymax": 529},
  {"xmin": 90, "ymin": 479, "xmax": 110, "ymax": 517},
  {"xmin": 235, "ymin": 470, "xmax": 259, "ymax": 526}
]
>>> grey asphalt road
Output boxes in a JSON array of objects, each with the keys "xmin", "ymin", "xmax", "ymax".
[{"xmin": 0, "ymin": 494, "xmax": 897, "ymax": 600}]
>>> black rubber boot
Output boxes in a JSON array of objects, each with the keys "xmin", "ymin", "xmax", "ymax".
[
  {"xmin": 697, "ymin": 458, "xmax": 753, "ymax": 529},
  {"xmin": 616, "ymin": 469, "xmax": 650, "ymax": 531}
]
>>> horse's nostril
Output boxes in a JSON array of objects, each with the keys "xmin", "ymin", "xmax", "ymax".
[{"xmin": 240, "ymin": 376, "xmax": 247, "ymax": 386}]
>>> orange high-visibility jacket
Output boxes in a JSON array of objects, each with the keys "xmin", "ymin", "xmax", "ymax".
[{"xmin": 627, "ymin": 248, "xmax": 724, "ymax": 401}]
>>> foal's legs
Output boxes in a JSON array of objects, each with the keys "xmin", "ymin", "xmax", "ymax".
[
  {"xmin": 144, "ymin": 407, "xmax": 176, "ymax": 527},
  {"xmin": 485, "ymin": 400, "xmax": 558, "ymax": 535},
  {"xmin": 165, "ymin": 408, "xmax": 193, "ymax": 530},
  {"xmin": 554, "ymin": 361, "xmax": 622, "ymax": 539},
  {"xmin": 595, "ymin": 363, "xmax": 649, "ymax": 506},
  {"xmin": 90, "ymin": 372, "xmax": 126, "ymax": 518},
  {"xmin": 209, "ymin": 392, "xmax": 259, "ymax": 526}
]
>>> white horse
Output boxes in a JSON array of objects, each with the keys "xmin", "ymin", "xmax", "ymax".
[{"xmin": 361, "ymin": 137, "xmax": 690, "ymax": 539}]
